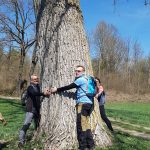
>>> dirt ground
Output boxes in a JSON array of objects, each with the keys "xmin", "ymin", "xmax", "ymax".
[{"xmin": 106, "ymin": 90, "xmax": 150, "ymax": 103}]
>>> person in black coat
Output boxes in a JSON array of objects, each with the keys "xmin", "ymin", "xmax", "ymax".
[{"xmin": 18, "ymin": 74, "xmax": 50, "ymax": 148}]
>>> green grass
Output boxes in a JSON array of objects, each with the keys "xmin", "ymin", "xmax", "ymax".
[
  {"xmin": 0, "ymin": 98, "xmax": 45, "ymax": 150},
  {"xmin": 0, "ymin": 98, "xmax": 24, "ymax": 137},
  {"xmin": 0, "ymin": 98, "xmax": 25, "ymax": 149},
  {"xmin": 111, "ymin": 120, "xmax": 150, "ymax": 134},
  {"xmin": 106, "ymin": 102, "xmax": 150, "ymax": 127},
  {"xmin": 99, "ymin": 102, "xmax": 150, "ymax": 150},
  {"xmin": 0, "ymin": 98, "xmax": 150, "ymax": 150},
  {"xmin": 97, "ymin": 131, "xmax": 150, "ymax": 150}
]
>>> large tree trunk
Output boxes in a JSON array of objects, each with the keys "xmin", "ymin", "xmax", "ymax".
[{"xmin": 36, "ymin": 0, "xmax": 112, "ymax": 149}]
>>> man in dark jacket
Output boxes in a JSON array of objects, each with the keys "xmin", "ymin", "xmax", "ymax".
[{"xmin": 18, "ymin": 74, "xmax": 50, "ymax": 148}]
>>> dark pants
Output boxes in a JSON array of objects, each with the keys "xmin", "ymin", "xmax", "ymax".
[
  {"xmin": 99, "ymin": 105, "xmax": 113, "ymax": 131},
  {"xmin": 76, "ymin": 103, "xmax": 95, "ymax": 150}
]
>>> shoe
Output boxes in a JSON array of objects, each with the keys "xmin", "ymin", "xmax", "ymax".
[
  {"xmin": 109, "ymin": 128, "xmax": 114, "ymax": 132},
  {"xmin": 18, "ymin": 142, "xmax": 24, "ymax": 149}
]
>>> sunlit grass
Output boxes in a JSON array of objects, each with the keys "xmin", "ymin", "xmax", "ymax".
[
  {"xmin": 0, "ymin": 98, "xmax": 44, "ymax": 149},
  {"xmin": 96, "ymin": 131, "xmax": 150, "ymax": 150},
  {"xmin": 106, "ymin": 102, "xmax": 150, "ymax": 127},
  {"xmin": 111, "ymin": 120, "xmax": 150, "ymax": 134},
  {"xmin": 0, "ymin": 98, "xmax": 150, "ymax": 150}
]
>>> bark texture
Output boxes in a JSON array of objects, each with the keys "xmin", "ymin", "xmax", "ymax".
[{"xmin": 36, "ymin": 0, "xmax": 112, "ymax": 149}]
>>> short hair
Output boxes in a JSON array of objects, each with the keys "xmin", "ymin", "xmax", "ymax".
[
  {"xmin": 31, "ymin": 74, "xmax": 38, "ymax": 80},
  {"xmin": 31, "ymin": 74, "xmax": 38, "ymax": 76},
  {"xmin": 76, "ymin": 65, "xmax": 85, "ymax": 71}
]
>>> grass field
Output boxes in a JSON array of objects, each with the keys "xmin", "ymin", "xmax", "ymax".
[
  {"xmin": 106, "ymin": 102, "xmax": 150, "ymax": 127},
  {"xmin": 102, "ymin": 102, "xmax": 150, "ymax": 150},
  {"xmin": 0, "ymin": 98, "xmax": 150, "ymax": 150},
  {"xmin": 0, "ymin": 98, "xmax": 44, "ymax": 150}
]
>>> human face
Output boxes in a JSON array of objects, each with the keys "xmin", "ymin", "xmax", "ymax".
[
  {"xmin": 95, "ymin": 79, "xmax": 100, "ymax": 86},
  {"xmin": 75, "ymin": 67, "xmax": 84, "ymax": 77},
  {"xmin": 31, "ymin": 75, "xmax": 39, "ymax": 84}
]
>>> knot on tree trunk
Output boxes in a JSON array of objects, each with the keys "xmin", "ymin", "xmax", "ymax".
[{"xmin": 67, "ymin": 0, "xmax": 80, "ymax": 11}]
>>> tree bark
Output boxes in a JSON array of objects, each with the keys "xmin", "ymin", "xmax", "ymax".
[{"xmin": 36, "ymin": 0, "xmax": 112, "ymax": 149}]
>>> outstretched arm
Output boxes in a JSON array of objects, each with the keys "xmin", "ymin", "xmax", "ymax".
[
  {"xmin": 28, "ymin": 86, "xmax": 50, "ymax": 96},
  {"xmin": 51, "ymin": 83, "xmax": 78, "ymax": 93}
]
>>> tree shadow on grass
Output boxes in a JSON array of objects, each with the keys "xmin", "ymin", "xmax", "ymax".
[
  {"xmin": 0, "ymin": 98, "xmax": 25, "ymax": 123},
  {"xmin": 0, "ymin": 98, "xmax": 21, "ymax": 107},
  {"xmin": 106, "ymin": 108, "xmax": 149, "ymax": 122},
  {"xmin": 0, "ymin": 98, "xmax": 25, "ymax": 113}
]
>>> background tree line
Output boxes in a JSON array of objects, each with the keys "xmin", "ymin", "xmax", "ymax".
[
  {"xmin": 0, "ymin": 46, "xmax": 30, "ymax": 95},
  {"xmin": 0, "ymin": 0, "xmax": 150, "ymax": 96},
  {"xmin": 91, "ymin": 21, "xmax": 150, "ymax": 94},
  {"xmin": 0, "ymin": 21, "xmax": 150, "ymax": 95},
  {"xmin": 0, "ymin": 0, "xmax": 36, "ymax": 93}
]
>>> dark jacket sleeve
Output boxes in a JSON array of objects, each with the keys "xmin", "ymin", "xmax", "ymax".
[
  {"xmin": 57, "ymin": 83, "xmax": 78, "ymax": 92},
  {"xmin": 27, "ymin": 85, "xmax": 45, "ymax": 96}
]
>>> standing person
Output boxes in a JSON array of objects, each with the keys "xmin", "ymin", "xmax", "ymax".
[
  {"xmin": 18, "ymin": 74, "xmax": 50, "ymax": 148},
  {"xmin": 51, "ymin": 65, "xmax": 95, "ymax": 150},
  {"xmin": 95, "ymin": 77, "xmax": 113, "ymax": 132}
]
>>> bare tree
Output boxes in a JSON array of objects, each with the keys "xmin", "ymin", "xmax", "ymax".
[
  {"xmin": 131, "ymin": 41, "xmax": 143, "ymax": 93},
  {"xmin": 0, "ymin": 0, "xmax": 36, "ymax": 89},
  {"xmin": 148, "ymin": 53, "xmax": 150, "ymax": 87},
  {"xmin": 29, "ymin": 0, "xmax": 42, "ymax": 76},
  {"xmin": 34, "ymin": 0, "xmax": 112, "ymax": 149},
  {"xmin": 93, "ymin": 21, "xmax": 128, "ymax": 89}
]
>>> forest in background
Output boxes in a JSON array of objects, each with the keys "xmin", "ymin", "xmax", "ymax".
[
  {"xmin": 0, "ymin": 21, "xmax": 150, "ymax": 96},
  {"xmin": 91, "ymin": 21, "xmax": 150, "ymax": 94},
  {"xmin": 0, "ymin": 0, "xmax": 149, "ymax": 96}
]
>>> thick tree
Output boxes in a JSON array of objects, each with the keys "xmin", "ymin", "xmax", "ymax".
[{"xmin": 35, "ymin": 0, "xmax": 112, "ymax": 149}]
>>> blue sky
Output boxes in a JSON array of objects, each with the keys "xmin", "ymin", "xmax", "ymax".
[{"xmin": 80, "ymin": 0, "xmax": 150, "ymax": 57}]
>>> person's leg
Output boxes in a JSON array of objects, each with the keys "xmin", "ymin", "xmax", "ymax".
[
  {"xmin": 82, "ymin": 104, "xmax": 95, "ymax": 149},
  {"xmin": 81, "ymin": 104, "xmax": 95, "ymax": 149},
  {"xmin": 76, "ymin": 104, "xmax": 87, "ymax": 150},
  {"xmin": 19, "ymin": 112, "xmax": 34, "ymax": 145},
  {"xmin": 76, "ymin": 106, "xmax": 81, "ymax": 149},
  {"xmin": 100, "ymin": 105, "xmax": 113, "ymax": 131},
  {"xmin": 33, "ymin": 113, "xmax": 40, "ymax": 130}
]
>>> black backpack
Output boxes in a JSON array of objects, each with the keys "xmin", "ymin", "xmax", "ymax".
[
  {"xmin": 21, "ymin": 89, "xmax": 29, "ymax": 106},
  {"xmin": 21, "ymin": 84, "xmax": 38, "ymax": 106}
]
